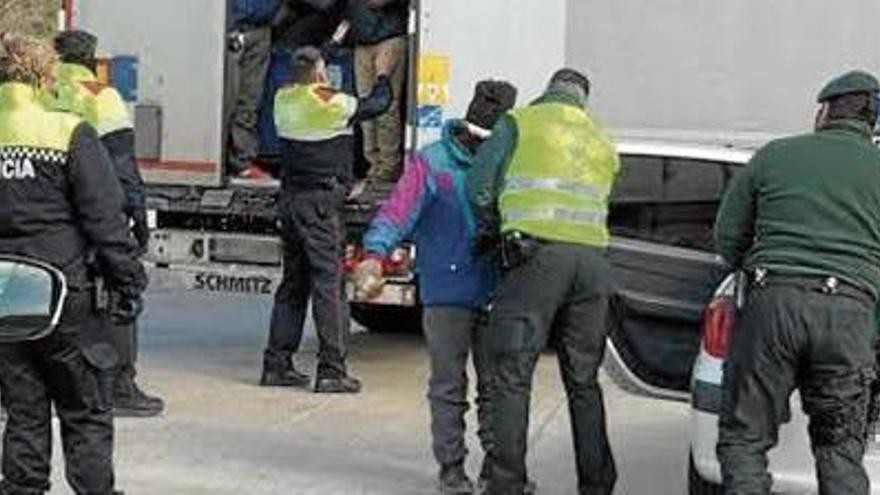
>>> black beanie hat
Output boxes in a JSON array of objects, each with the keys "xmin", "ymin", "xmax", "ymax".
[
  {"xmin": 465, "ymin": 80, "xmax": 518, "ymax": 131},
  {"xmin": 54, "ymin": 30, "xmax": 97, "ymax": 66}
]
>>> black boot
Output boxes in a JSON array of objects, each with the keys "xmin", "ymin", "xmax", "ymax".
[
  {"xmin": 313, "ymin": 374, "xmax": 362, "ymax": 394},
  {"xmin": 113, "ymin": 368, "xmax": 164, "ymax": 418},
  {"xmin": 260, "ymin": 357, "xmax": 310, "ymax": 388},
  {"xmin": 438, "ymin": 462, "xmax": 474, "ymax": 494}
]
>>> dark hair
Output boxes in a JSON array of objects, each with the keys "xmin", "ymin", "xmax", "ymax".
[
  {"xmin": 826, "ymin": 92, "xmax": 877, "ymax": 126},
  {"xmin": 550, "ymin": 68, "xmax": 591, "ymax": 98},
  {"xmin": 54, "ymin": 30, "xmax": 97, "ymax": 72},
  {"xmin": 291, "ymin": 46, "xmax": 323, "ymax": 84}
]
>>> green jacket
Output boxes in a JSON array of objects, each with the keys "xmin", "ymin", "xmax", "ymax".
[
  {"xmin": 715, "ymin": 120, "xmax": 880, "ymax": 298},
  {"xmin": 468, "ymin": 92, "xmax": 609, "ymax": 238}
]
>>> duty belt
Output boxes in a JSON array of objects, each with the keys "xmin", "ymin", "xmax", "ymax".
[{"xmin": 749, "ymin": 268, "xmax": 875, "ymax": 307}]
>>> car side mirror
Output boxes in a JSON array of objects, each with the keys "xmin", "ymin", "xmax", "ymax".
[{"xmin": 0, "ymin": 255, "xmax": 67, "ymax": 343}]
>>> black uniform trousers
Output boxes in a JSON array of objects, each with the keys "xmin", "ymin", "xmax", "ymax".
[
  {"xmin": 108, "ymin": 320, "xmax": 137, "ymax": 382},
  {"xmin": 265, "ymin": 187, "xmax": 350, "ymax": 378},
  {"xmin": 423, "ymin": 307, "xmax": 494, "ymax": 471},
  {"xmin": 0, "ymin": 292, "xmax": 114, "ymax": 495},
  {"xmin": 717, "ymin": 283, "xmax": 876, "ymax": 495},
  {"xmin": 485, "ymin": 242, "xmax": 616, "ymax": 495}
]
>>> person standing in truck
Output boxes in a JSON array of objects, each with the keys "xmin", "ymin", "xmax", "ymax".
[
  {"xmin": 226, "ymin": 0, "xmax": 283, "ymax": 178},
  {"xmin": 715, "ymin": 71, "xmax": 880, "ymax": 494},
  {"xmin": 0, "ymin": 32, "xmax": 145, "ymax": 495},
  {"xmin": 352, "ymin": 80, "xmax": 517, "ymax": 494},
  {"xmin": 52, "ymin": 30, "xmax": 165, "ymax": 418},
  {"xmin": 345, "ymin": 0, "xmax": 409, "ymax": 183},
  {"xmin": 259, "ymin": 46, "xmax": 393, "ymax": 393}
]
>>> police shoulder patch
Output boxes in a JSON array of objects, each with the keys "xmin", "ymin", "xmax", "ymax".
[
  {"xmin": 313, "ymin": 86, "xmax": 339, "ymax": 103},
  {"xmin": 79, "ymin": 80, "xmax": 104, "ymax": 96},
  {"xmin": 0, "ymin": 146, "xmax": 67, "ymax": 180}
]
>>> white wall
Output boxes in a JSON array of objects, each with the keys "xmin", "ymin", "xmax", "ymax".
[{"xmin": 567, "ymin": 0, "xmax": 880, "ymax": 143}]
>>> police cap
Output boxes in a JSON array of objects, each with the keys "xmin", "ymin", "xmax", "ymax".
[
  {"xmin": 817, "ymin": 70, "xmax": 880, "ymax": 103},
  {"xmin": 54, "ymin": 30, "xmax": 97, "ymax": 65}
]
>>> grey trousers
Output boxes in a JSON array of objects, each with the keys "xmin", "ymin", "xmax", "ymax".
[
  {"xmin": 423, "ymin": 306, "xmax": 494, "ymax": 468},
  {"xmin": 224, "ymin": 26, "xmax": 271, "ymax": 172}
]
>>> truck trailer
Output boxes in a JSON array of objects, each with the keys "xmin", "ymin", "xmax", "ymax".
[
  {"xmin": 66, "ymin": 0, "xmax": 567, "ymax": 331},
  {"xmin": 67, "ymin": 0, "xmax": 880, "ymax": 332}
]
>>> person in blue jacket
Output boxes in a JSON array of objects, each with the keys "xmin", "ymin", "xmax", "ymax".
[{"xmin": 353, "ymin": 81, "xmax": 518, "ymax": 494}]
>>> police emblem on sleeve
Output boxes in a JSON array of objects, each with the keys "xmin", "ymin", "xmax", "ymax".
[{"xmin": 0, "ymin": 147, "xmax": 66, "ymax": 180}]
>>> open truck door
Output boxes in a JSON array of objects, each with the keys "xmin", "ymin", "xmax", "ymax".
[{"xmin": 72, "ymin": 0, "xmax": 226, "ymax": 187}]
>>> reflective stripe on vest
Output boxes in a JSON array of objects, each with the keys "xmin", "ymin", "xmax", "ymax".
[
  {"xmin": 503, "ymin": 208, "xmax": 607, "ymax": 224},
  {"xmin": 53, "ymin": 63, "xmax": 132, "ymax": 137},
  {"xmin": 504, "ymin": 177, "xmax": 604, "ymax": 200},
  {"xmin": 274, "ymin": 84, "xmax": 357, "ymax": 142},
  {"xmin": 500, "ymin": 102, "xmax": 619, "ymax": 247}
]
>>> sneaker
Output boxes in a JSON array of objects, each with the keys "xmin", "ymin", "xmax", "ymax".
[
  {"xmin": 314, "ymin": 375, "xmax": 362, "ymax": 394},
  {"xmin": 113, "ymin": 380, "xmax": 165, "ymax": 418},
  {"xmin": 438, "ymin": 462, "xmax": 474, "ymax": 494},
  {"xmin": 236, "ymin": 163, "xmax": 272, "ymax": 180},
  {"xmin": 260, "ymin": 366, "xmax": 310, "ymax": 388}
]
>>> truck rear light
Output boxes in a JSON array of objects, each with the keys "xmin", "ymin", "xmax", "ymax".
[
  {"xmin": 344, "ymin": 244, "xmax": 363, "ymax": 273},
  {"xmin": 701, "ymin": 296, "xmax": 735, "ymax": 359}
]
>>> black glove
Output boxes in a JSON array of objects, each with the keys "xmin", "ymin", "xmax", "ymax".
[
  {"xmin": 132, "ymin": 211, "xmax": 150, "ymax": 249},
  {"xmin": 474, "ymin": 229, "xmax": 501, "ymax": 258},
  {"xmin": 112, "ymin": 293, "xmax": 143, "ymax": 325}
]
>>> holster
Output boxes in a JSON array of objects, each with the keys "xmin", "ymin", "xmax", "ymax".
[{"xmin": 500, "ymin": 231, "xmax": 541, "ymax": 271}]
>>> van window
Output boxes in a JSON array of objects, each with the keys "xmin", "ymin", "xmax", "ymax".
[{"xmin": 609, "ymin": 154, "xmax": 739, "ymax": 252}]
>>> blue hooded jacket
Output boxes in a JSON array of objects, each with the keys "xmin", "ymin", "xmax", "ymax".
[{"xmin": 363, "ymin": 120, "xmax": 495, "ymax": 307}]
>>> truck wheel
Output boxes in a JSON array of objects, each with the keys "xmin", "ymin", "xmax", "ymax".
[
  {"xmin": 350, "ymin": 304, "xmax": 422, "ymax": 333},
  {"xmin": 688, "ymin": 453, "xmax": 722, "ymax": 495}
]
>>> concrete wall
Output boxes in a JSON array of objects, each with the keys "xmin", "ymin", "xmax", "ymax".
[{"xmin": 567, "ymin": 1, "xmax": 880, "ymax": 143}]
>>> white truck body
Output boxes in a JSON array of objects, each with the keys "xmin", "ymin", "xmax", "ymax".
[{"xmin": 68, "ymin": 0, "xmax": 880, "ymax": 300}]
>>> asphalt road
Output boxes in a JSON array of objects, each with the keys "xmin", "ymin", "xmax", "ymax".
[{"xmin": 35, "ymin": 290, "xmax": 690, "ymax": 495}]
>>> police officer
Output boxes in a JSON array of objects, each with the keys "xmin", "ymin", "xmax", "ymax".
[
  {"xmin": 468, "ymin": 69, "xmax": 620, "ymax": 495},
  {"xmin": 260, "ymin": 46, "xmax": 392, "ymax": 393},
  {"xmin": 52, "ymin": 30, "xmax": 163, "ymax": 418},
  {"xmin": 715, "ymin": 71, "xmax": 880, "ymax": 494},
  {"xmin": 0, "ymin": 32, "xmax": 145, "ymax": 495}
]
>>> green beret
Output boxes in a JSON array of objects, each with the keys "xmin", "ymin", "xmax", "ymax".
[{"xmin": 817, "ymin": 70, "xmax": 880, "ymax": 102}]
